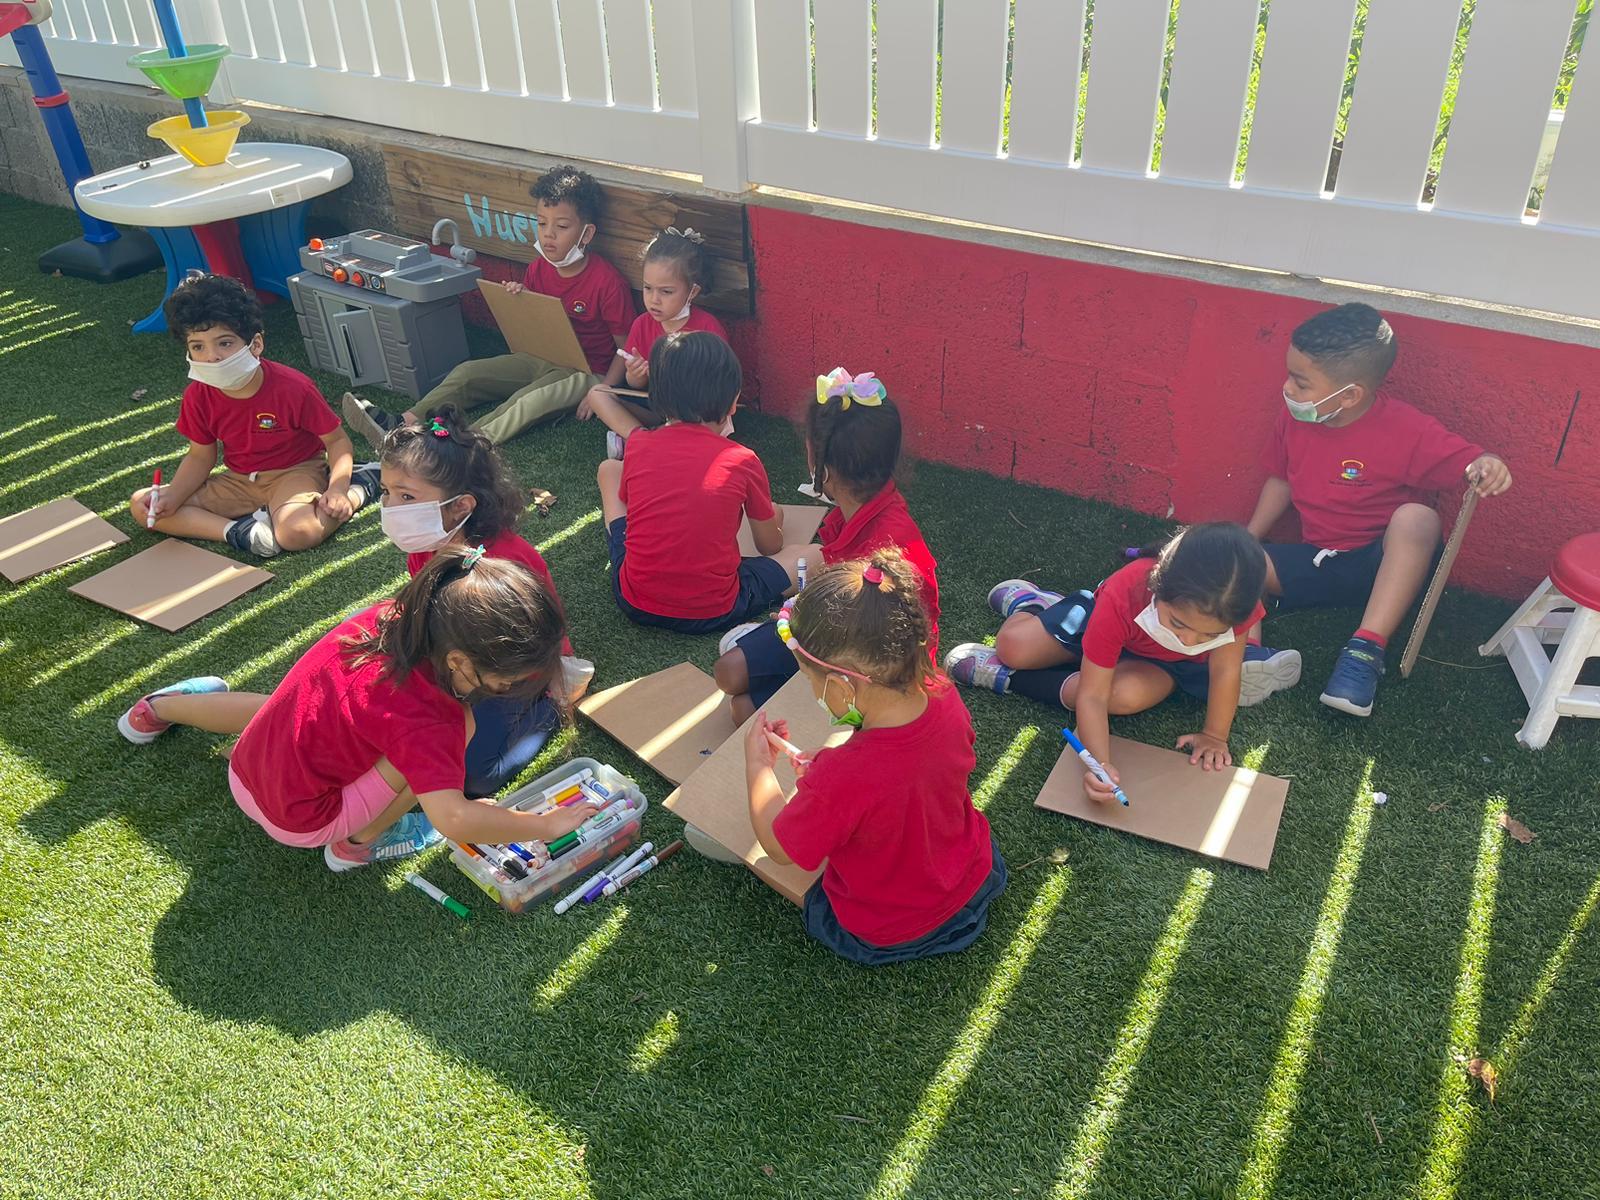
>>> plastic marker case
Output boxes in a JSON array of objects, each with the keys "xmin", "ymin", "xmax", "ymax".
[{"xmin": 445, "ymin": 758, "xmax": 648, "ymax": 914}]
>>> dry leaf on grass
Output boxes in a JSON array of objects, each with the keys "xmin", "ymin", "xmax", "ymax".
[
  {"xmin": 1428, "ymin": 802, "xmax": 1450, "ymax": 813},
  {"xmin": 529, "ymin": 488, "xmax": 557, "ymax": 516},
  {"xmin": 1497, "ymin": 812, "xmax": 1537, "ymax": 844},
  {"xmin": 760, "ymin": 1164, "xmax": 775, "ymax": 1178},
  {"xmin": 131, "ymin": 387, "xmax": 148, "ymax": 401},
  {"xmin": 1466, "ymin": 1056, "xmax": 1499, "ymax": 1102}
]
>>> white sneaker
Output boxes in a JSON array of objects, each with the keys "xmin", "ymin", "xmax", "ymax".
[
  {"xmin": 1238, "ymin": 648, "xmax": 1302, "ymax": 708},
  {"xmin": 719, "ymin": 622, "xmax": 761, "ymax": 656}
]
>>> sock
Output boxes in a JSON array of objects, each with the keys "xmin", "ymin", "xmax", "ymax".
[
  {"xmin": 1009, "ymin": 667, "xmax": 1078, "ymax": 709},
  {"xmin": 1354, "ymin": 628, "xmax": 1388, "ymax": 650}
]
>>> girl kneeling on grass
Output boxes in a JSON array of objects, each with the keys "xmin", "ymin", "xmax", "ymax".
[
  {"xmin": 744, "ymin": 550, "xmax": 1006, "ymax": 966},
  {"xmin": 117, "ymin": 549, "xmax": 599, "ymax": 871},
  {"xmin": 945, "ymin": 522, "xmax": 1301, "ymax": 803}
]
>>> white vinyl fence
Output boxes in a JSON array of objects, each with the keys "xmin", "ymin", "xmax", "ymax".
[{"xmin": 8, "ymin": 1, "xmax": 1600, "ymax": 321}]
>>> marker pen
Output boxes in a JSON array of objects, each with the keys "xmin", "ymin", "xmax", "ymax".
[
  {"xmin": 796, "ymin": 556, "xmax": 807, "ymax": 590},
  {"xmin": 548, "ymin": 804, "xmax": 631, "ymax": 858},
  {"xmin": 1061, "ymin": 728, "xmax": 1129, "ymax": 806},
  {"xmin": 765, "ymin": 728, "xmax": 803, "ymax": 760},
  {"xmin": 603, "ymin": 840, "xmax": 684, "ymax": 896},
  {"xmin": 458, "ymin": 841, "xmax": 511, "ymax": 884},
  {"xmin": 581, "ymin": 841, "xmax": 653, "ymax": 904},
  {"xmin": 146, "ymin": 469, "xmax": 161, "ymax": 529},
  {"xmin": 406, "ymin": 872, "xmax": 470, "ymax": 920},
  {"xmin": 553, "ymin": 847, "xmax": 634, "ymax": 914},
  {"xmin": 507, "ymin": 841, "xmax": 550, "ymax": 868},
  {"xmin": 473, "ymin": 842, "xmax": 529, "ymax": 879}
]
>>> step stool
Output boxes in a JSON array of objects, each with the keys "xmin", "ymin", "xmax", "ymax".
[{"xmin": 1480, "ymin": 532, "xmax": 1600, "ymax": 749}]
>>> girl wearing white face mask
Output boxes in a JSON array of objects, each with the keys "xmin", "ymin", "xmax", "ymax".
[
  {"xmin": 946, "ymin": 523, "xmax": 1303, "ymax": 801},
  {"xmin": 378, "ymin": 405, "xmax": 592, "ymax": 796}
]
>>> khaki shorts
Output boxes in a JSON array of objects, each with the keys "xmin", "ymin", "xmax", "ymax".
[{"xmin": 190, "ymin": 458, "xmax": 329, "ymax": 520}]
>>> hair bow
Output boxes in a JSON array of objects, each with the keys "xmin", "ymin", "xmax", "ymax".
[
  {"xmin": 815, "ymin": 368, "xmax": 885, "ymax": 409},
  {"xmin": 664, "ymin": 225, "xmax": 706, "ymax": 245},
  {"xmin": 427, "ymin": 419, "xmax": 450, "ymax": 438}
]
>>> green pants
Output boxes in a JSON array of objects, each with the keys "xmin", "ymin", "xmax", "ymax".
[{"xmin": 422, "ymin": 352, "xmax": 597, "ymax": 445}]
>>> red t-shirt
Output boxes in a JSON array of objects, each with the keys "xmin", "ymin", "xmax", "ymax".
[
  {"xmin": 1081, "ymin": 558, "xmax": 1265, "ymax": 669},
  {"xmin": 623, "ymin": 307, "xmax": 729, "ymax": 361},
  {"xmin": 521, "ymin": 254, "xmax": 635, "ymax": 374},
  {"xmin": 175, "ymin": 360, "xmax": 339, "ymax": 474},
  {"xmin": 232, "ymin": 604, "xmax": 467, "ymax": 835},
  {"xmin": 407, "ymin": 528, "xmax": 573, "ymax": 656},
  {"xmin": 772, "ymin": 684, "xmax": 993, "ymax": 947},
  {"xmin": 618, "ymin": 422, "xmax": 776, "ymax": 618},
  {"xmin": 1260, "ymin": 392, "xmax": 1483, "ymax": 551},
  {"xmin": 817, "ymin": 481, "xmax": 942, "ymax": 659}
]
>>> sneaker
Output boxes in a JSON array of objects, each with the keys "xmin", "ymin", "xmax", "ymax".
[
  {"xmin": 347, "ymin": 461, "xmax": 382, "ymax": 511},
  {"xmin": 324, "ymin": 811, "xmax": 442, "ymax": 873},
  {"xmin": 342, "ymin": 392, "xmax": 401, "ymax": 450},
  {"xmin": 117, "ymin": 675, "xmax": 230, "ymax": 744},
  {"xmin": 684, "ymin": 821, "xmax": 743, "ymax": 863},
  {"xmin": 224, "ymin": 508, "xmax": 279, "ymax": 558},
  {"xmin": 1237, "ymin": 648, "xmax": 1302, "ymax": 708},
  {"xmin": 988, "ymin": 578, "xmax": 1063, "ymax": 619},
  {"xmin": 1320, "ymin": 637, "xmax": 1385, "ymax": 717},
  {"xmin": 719, "ymin": 622, "xmax": 761, "ymax": 656},
  {"xmin": 605, "ymin": 430, "xmax": 626, "ymax": 461},
  {"xmin": 944, "ymin": 643, "xmax": 1013, "ymax": 694}
]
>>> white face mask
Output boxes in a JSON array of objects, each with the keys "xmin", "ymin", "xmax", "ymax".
[
  {"xmin": 380, "ymin": 496, "xmax": 469, "ymax": 554},
  {"xmin": 188, "ymin": 344, "xmax": 261, "ymax": 391},
  {"xmin": 1283, "ymin": 382, "xmax": 1354, "ymax": 425},
  {"xmin": 1134, "ymin": 600, "xmax": 1235, "ymax": 657},
  {"xmin": 669, "ymin": 301, "xmax": 691, "ymax": 322},
  {"xmin": 535, "ymin": 224, "xmax": 593, "ymax": 269}
]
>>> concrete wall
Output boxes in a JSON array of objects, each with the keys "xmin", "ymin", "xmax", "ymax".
[{"xmin": 6, "ymin": 69, "xmax": 1596, "ymax": 601}]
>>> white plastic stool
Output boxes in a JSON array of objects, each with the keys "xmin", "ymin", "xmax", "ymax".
[{"xmin": 1480, "ymin": 532, "xmax": 1600, "ymax": 749}]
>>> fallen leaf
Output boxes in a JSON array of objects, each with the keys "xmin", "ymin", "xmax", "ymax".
[
  {"xmin": 1428, "ymin": 802, "xmax": 1450, "ymax": 814},
  {"xmin": 760, "ymin": 1164, "xmax": 775, "ymax": 1178},
  {"xmin": 131, "ymin": 387, "xmax": 149, "ymax": 401},
  {"xmin": 1466, "ymin": 1056, "xmax": 1498, "ymax": 1102},
  {"xmin": 1497, "ymin": 812, "xmax": 1537, "ymax": 844},
  {"xmin": 530, "ymin": 488, "xmax": 557, "ymax": 516}
]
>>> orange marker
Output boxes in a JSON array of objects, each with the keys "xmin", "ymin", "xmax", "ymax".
[{"xmin": 146, "ymin": 469, "xmax": 161, "ymax": 529}]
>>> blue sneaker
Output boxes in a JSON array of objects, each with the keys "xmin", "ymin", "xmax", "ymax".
[
  {"xmin": 324, "ymin": 811, "xmax": 442, "ymax": 873},
  {"xmin": 117, "ymin": 675, "xmax": 230, "ymax": 743},
  {"xmin": 987, "ymin": 578, "xmax": 1064, "ymax": 618},
  {"xmin": 944, "ymin": 643, "xmax": 1013, "ymax": 694},
  {"xmin": 1320, "ymin": 638, "xmax": 1385, "ymax": 717}
]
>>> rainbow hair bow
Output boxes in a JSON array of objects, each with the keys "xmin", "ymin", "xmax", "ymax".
[{"xmin": 816, "ymin": 368, "xmax": 886, "ymax": 409}]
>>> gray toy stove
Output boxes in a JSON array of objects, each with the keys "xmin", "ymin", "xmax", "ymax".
[{"xmin": 288, "ymin": 229, "xmax": 482, "ymax": 400}]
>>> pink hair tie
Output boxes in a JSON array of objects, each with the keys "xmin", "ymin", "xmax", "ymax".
[{"xmin": 862, "ymin": 565, "xmax": 884, "ymax": 585}]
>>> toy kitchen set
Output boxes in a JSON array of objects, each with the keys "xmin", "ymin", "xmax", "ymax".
[{"xmin": 288, "ymin": 224, "xmax": 480, "ymax": 399}]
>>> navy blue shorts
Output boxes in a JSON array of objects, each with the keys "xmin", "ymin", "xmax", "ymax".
[
  {"xmin": 801, "ymin": 834, "xmax": 1008, "ymax": 966},
  {"xmin": 732, "ymin": 619, "xmax": 797, "ymax": 707},
  {"xmin": 607, "ymin": 516, "xmax": 790, "ymax": 634},
  {"xmin": 1264, "ymin": 540, "xmax": 1388, "ymax": 612}
]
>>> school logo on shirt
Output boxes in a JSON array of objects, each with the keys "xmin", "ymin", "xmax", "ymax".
[
  {"xmin": 256, "ymin": 412, "xmax": 279, "ymax": 431},
  {"xmin": 1336, "ymin": 458, "xmax": 1366, "ymax": 484},
  {"xmin": 572, "ymin": 301, "xmax": 588, "ymax": 316}
]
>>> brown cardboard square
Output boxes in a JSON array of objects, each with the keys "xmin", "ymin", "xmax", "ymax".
[
  {"xmin": 1034, "ymin": 736, "xmax": 1290, "ymax": 870},
  {"xmin": 664, "ymin": 673, "xmax": 851, "ymax": 904},
  {"xmin": 577, "ymin": 662, "xmax": 736, "ymax": 787},
  {"xmin": 69, "ymin": 540, "xmax": 273, "ymax": 631},
  {"xmin": 0, "ymin": 498, "xmax": 128, "ymax": 583},
  {"xmin": 476, "ymin": 280, "xmax": 592, "ymax": 374},
  {"xmin": 737, "ymin": 503, "xmax": 828, "ymax": 557}
]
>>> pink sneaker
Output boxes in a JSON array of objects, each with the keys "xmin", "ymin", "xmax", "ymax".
[{"xmin": 117, "ymin": 676, "xmax": 229, "ymax": 744}]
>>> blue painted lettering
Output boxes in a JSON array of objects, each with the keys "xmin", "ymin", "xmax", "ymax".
[{"xmin": 464, "ymin": 194, "xmax": 494, "ymax": 239}]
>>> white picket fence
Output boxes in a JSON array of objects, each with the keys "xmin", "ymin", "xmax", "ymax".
[{"xmin": 8, "ymin": 0, "xmax": 1600, "ymax": 321}]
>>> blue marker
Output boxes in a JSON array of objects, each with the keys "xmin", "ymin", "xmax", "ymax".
[{"xmin": 1062, "ymin": 728, "xmax": 1129, "ymax": 806}]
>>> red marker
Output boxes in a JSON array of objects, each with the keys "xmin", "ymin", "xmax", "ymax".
[{"xmin": 146, "ymin": 469, "xmax": 161, "ymax": 529}]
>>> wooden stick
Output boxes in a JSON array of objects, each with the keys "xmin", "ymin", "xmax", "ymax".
[{"xmin": 1399, "ymin": 482, "xmax": 1481, "ymax": 678}]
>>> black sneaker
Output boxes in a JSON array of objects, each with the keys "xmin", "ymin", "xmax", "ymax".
[
  {"xmin": 342, "ymin": 392, "xmax": 401, "ymax": 450},
  {"xmin": 224, "ymin": 508, "xmax": 280, "ymax": 558},
  {"xmin": 347, "ymin": 462, "xmax": 382, "ymax": 511},
  {"xmin": 1319, "ymin": 637, "xmax": 1385, "ymax": 717}
]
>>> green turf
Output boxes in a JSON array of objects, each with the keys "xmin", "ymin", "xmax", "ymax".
[{"xmin": 2, "ymin": 192, "xmax": 1596, "ymax": 1200}]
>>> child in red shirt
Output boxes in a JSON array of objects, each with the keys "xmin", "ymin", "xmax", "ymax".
[
  {"xmin": 344, "ymin": 164, "xmax": 635, "ymax": 448},
  {"xmin": 116, "ymin": 548, "xmax": 598, "ymax": 871},
  {"xmin": 715, "ymin": 370, "xmax": 940, "ymax": 722},
  {"xmin": 1246, "ymin": 303, "xmax": 1511, "ymax": 717},
  {"xmin": 597, "ymin": 331, "xmax": 801, "ymax": 633},
  {"xmin": 130, "ymin": 274, "xmax": 377, "ymax": 558},
  {"xmin": 948, "ymin": 524, "xmax": 1301, "ymax": 800},
  {"xmin": 376, "ymin": 404, "xmax": 590, "ymax": 797},
  {"xmin": 744, "ymin": 551, "xmax": 1005, "ymax": 965},
  {"xmin": 577, "ymin": 226, "xmax": 731, "ymax": 458}
]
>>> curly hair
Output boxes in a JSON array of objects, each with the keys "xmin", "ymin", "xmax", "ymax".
[
  {"xmin": 162, "ymin": 273, "xmax": 263, "ymax": 344},
  {"xmin": 529, "ymin": 164, "xmax": 605, "ymax": 226},
  {"xmin": 379, "ymin": 403, "xmax": 528, "ymax": 545},
  {"xmin": 788, "ymin": 548, "xmax": 934, "ymax": 692},
  {"xmin": 1290, "ymin": 302, "xmax": 1397, "ymax": 386}
]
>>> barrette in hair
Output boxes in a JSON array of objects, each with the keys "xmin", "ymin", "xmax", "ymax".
[
  {"xmin": 775, "ymin": 598, "xmax": 871, "ymax": 681},
  {"xmin": 427, "ymin": 419, "xmax": 450, "ymax": 438},
  {"xmin": 462, "ymin": 543, "xmax": 487, "ymax": 570},
  {"xmin": 664, "ymin": 225, "xmax": 706, "ymax": 244},
  {"xmin": 815, "ymin": 368, "xmax": 885, "ymax": 409}
]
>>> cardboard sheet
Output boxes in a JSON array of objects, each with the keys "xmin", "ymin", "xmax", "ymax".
[
  {"xmin": 577, "ymin": 662, "xmax": 737, "ymax": 787},
  {"xmin": 69, "ymin": 539, "xmax": 273, "ymax": 631},
  {"xmin": 737, "ymin": 503, "xmax": 828, "ymax": 557},
  {"xmin": 1034, "ymin": 736, "xmax": 1290, "ymax": 870},
  {"xmin": 0, "ymin": 498, "xmax": 128, "ymax": 583},
  {"xmin": 665, "ymin": 673, "xmax": 851, "ymax": 904},
  {"xmin": 475, "ymin": 280, "xmax": 591, "ymax": 373}
]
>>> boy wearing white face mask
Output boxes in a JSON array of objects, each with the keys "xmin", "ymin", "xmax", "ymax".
[
  {"xmin": 344, "ymin": 164, "xmax": 634, "ymax": 449},
  {"xmin": 1247, "ymin": 303, "xmax": 1511, "ymax": 718},
  {"xmin": 947, "ymin": 524, "xmax": 1302, "ymax": 798},
  {"xmin": 129, "ymin": 274, "xmax": 378, "ymax": 558}
]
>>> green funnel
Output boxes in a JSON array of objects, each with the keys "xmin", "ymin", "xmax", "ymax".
[{"xmin": 128, "ymin": 44, "xmax": 230, "ymax": 101}]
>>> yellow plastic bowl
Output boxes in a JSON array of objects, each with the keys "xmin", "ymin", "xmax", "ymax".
[{"xmin": 146, "ymin": 110, "xmax": 251, "ymax": 167}]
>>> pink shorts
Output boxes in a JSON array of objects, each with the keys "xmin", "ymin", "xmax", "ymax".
[{"xmin": 228, "ymin": 763, "xmax": 399, "ymax": 848}]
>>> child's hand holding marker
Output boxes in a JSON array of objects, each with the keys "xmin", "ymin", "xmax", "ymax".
[
  {"xmin": 747, "ymin": 712, "xmax": 811, "ymax": 777},
  {"xmin": 1176, "ymin": 730, "xmax": 1232, "ymax": 771},
  {"xmin": 1062, "ymin": 728, "xmax": 1128, "ymax": 807}
]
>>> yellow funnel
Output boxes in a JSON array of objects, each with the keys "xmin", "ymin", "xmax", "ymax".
[{"xmin": 147, "ymin": 110, "xmax": 251, "ymax": 168}]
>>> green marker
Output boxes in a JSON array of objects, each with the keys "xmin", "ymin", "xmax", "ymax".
[{"xmin": 406, "ymin": 872, "xmax": 470, "ymax": 920}]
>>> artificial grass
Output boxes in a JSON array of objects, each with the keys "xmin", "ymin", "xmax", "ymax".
[{"xmin": 1, "ymin": 191, "xmax": 1597, "ymax": 1200}]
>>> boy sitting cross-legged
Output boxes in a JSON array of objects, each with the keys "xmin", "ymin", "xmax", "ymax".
[{"xmin": 1245, "ymin": 302, "xmax": 1511, "ymax": 717}]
